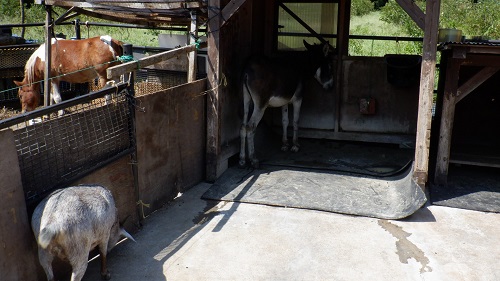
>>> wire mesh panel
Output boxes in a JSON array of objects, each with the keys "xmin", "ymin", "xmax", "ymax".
[
  {"xmin": 0, "ymin": 83, "xmax": 134, "ymax": 203},
  {"xmin": 134, "ymin": 68, "xmax": 187, "ymax": 96}
]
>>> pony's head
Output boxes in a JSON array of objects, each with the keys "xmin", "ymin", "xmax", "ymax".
[{"xmin": 14, "ymin": 80, "xmax": 40, "ymax": 113}]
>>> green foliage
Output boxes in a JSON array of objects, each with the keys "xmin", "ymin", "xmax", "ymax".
[
  {"xmin": 380, "ymin": 0, "xmax": 500, "ymax": 40},
  {"xmin": 0, "ymin": 1, "xmax": 162, "ymax": 46},
  {"xmin": 351, "ymin": 0, "xmax": 374, "ymax": 17},
  {"xmin": 379, "ymin": 1, "xmax": 424, "ymax": 38},
  {"xmin": 440, "ymin": 0, "xmax": 500, "ymax": 39}
]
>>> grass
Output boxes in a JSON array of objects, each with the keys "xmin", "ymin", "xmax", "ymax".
[
  {"xmin": 349, "ymin": 11, "xmax": 421, "ymax": 57},
  {"xmin": 7, "ymin": 24, "xmax": 167, "ymax": 47}
]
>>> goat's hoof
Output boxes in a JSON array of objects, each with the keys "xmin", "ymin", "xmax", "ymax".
[
  {"xmin": 291, "ymin": 145, "xmax": 300, "ymax": 152},
  {"xmin": 238, "ymin": 159, "xmax": 246, "ymax": 168},
  {"xmin": 281, "ymin": 144, "xmax": 289, "ymax": 152},
  {"xmin": 101, "ymin": 271, "xmax": 111, "ymax": 280}
]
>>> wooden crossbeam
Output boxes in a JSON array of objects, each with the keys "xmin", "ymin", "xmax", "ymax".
[
  {"xmin": 455, "ymin": 67, "xmax": 499, "ymax": 104},
  {"xmin": 395, "ymin": 0, "xmax": 425, "ymax": 31},
  {"xmin": 106, "ymin": 42, "xmax": 207, "ymax": 79},
  {"xmin": 220, "ymin": 0, "xmax": 247, "ymax": 27}
]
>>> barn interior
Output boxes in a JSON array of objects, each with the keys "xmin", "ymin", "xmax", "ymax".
[
  {"xmin": 1, "ymin": 0, "xmax": 500, "ymax": 279},
  {"xmin": 0, "ymin": 0, "xmax": 498, "ymax": 214}
]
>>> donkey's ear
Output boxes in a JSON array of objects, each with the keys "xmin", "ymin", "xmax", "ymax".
[
  {"xmin": 322, "ymin": 42, "xmax": 330, "ymax": 57},
  {"xmin": 303, "ymin": 40, "xmax": 312, "ymax": 50}
]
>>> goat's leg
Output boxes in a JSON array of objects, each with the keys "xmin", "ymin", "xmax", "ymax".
[
  {"xmin": 247, "ymin": 105, "xmax": 266, "ymax": 169},
  {"xmin": 281, "ymin": 105, "xmax": 290, "ymax": 151},
  {"xmin": 291, "ymin": 98, "xmax": 302, "ymax": 152},
  {"xmin": 68, "ymin": 254, "xmax": 89, "ymax": 281},
  {"xmin": 98, "ymin": 242, "xmax": 111, "ymax": 280},
  {"xmin": 239, "ymin": 81, "xmax": 252, "ymax": 167},
  {"xmin": 38, "ymin": 248, "xmax": 55, "ymax": 281}
]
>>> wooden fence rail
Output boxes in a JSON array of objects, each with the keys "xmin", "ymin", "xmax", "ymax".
[{"xmin": 107, "ymin": 42, "xmax": 207, "ymax": 80}]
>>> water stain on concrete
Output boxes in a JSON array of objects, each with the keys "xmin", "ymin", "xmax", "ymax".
[{"xmin": 378, "ymin": 220, "xmax": 432, "ymax": 273}]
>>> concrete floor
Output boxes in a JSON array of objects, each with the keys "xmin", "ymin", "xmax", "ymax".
[{"xmin": 82, "ymin": 182, "xmax": 500, "ymax": 281}]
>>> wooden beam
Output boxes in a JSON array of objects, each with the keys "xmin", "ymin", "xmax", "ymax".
[
  {"xmin": 220, "ymin": 0, "xmax": 247, "ymax": 27},
  {"xmin": 455, "ymin": 67, "xmax": 499, "ymax": 104},
  {"xmin": 106, "ymin": 42, "xmax": 207, "ymax": 79},
  {"xmin": 188, "ymin": 10, "xmax": 198, "ymax": 82},
  {"xmin": 206, "ymin": 0, "xmax": 221, "ymax": 182},
  {"xmin": 44, "ymin": 5, "xmax": 53, "ymax": 107},
  {"xmin": 434, "ymin": 60, "xmax": 460, "ymax": 185},
  {"xmin": 412, "ymin": 0, "xmax": 440, "ymax": 186},
  {"xmin": 395, "ymin": 0, "xmax": 425, "ymax": 31},
  {"xmin": 279, "ymin": 2, "xmax": 328, "ymax": 45}
]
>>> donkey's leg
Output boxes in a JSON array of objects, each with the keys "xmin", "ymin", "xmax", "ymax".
[
  {"xmin": 50, "ymin": 80, "xmax": 64, "ymax": 116},
  {"xmin": 291, "ymin": 97, "xmax": 303, "ymax": 152},
  {"xmin": 239, "ymin": 81, "xmax": 252, "ymax": 167},
  {"xmin": 247, "ymin": 106, "xmax": 266, "ymax": 168},
  {"xmin": 281, "ymin": 104, "xmax": 290, "ymax": 151}
]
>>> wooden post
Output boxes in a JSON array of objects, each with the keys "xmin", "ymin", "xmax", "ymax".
[
  {"xmin": 44, "ymin": 5, "xmax": 52, "ymax": 107},
  {"xmin": 74, "ymin": 18, "xmax": 81, "ymax": 39},
  {"xmin": 335, "ymin": 0, "xmax": 351, "ymax": 133},
  {"xmin": 412, "ymin": 0, "xmax": 440, "ymax": 186},
  {"xmin": 0, "ymin": 129, "xmax": 40, "ymax": 281},
  {"xmin": 188, "ymin": 10, "xmax": 198, "ymax": 82},
  {"xmin": 206, "ymin": 0, "xmax": 221, "ymax": 182},
  {"xmin": 434, "ymin": 59, "xmax": 460, "ymax": 185}
]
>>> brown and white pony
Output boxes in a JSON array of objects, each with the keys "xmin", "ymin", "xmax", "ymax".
[
  {"xmin": 239, "ymin": 40, "xmax": 334, "ymax": 168},
  {"xmin": 14, "ymin": 35, "xmax": 123, "ymax": 113}
]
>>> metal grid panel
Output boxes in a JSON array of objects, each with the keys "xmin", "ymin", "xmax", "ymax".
[
  {"xmin": 3, "ymin": 84, "xmax": 134, "ymax": 202},
  {"xmin": 134, "ymin": 68, "xmax": 187, "ymax": 96}
]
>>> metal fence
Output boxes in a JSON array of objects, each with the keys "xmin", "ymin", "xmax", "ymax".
[{"xmin": 0, "ymin": 82, "xmax": 135, "ymax": 204}]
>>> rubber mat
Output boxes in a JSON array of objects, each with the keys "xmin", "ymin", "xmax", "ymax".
[
  {"xmin": 430, "ymin": 165, "xmax": 500, "ymax": 213},
  {"xmin": 202, "ymin": 162, "xmax": 427, "ymax": 220}
]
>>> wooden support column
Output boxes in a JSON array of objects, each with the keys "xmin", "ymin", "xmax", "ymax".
[
  {"xmin": 434, "ymin": 59, "xmax": 460, "ymax": 185},
  {"xmin": 44, "ymin": 4, "xmax": 53, "ymax": 107},
  {"xmin": 335, "ymin": 0, "xmax": 351, "ymax": 133},
  {"xmin": 413, "ymin": 0, "xmax": 440, "ymax": 186},
  {"xmin": 188, "ymin": 10, "xmax": 198, "ymax": 82},
  {"xmin": 206, "ymin": 0, "xmax": 222, "ymax": 182}
]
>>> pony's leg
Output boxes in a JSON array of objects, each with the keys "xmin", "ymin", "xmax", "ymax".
[
  {"xmin": 247, "ymin": 105, "xmax": 266, "ymax": 168},
  {"xmin": 50, "ymin": 80, "xmax": 64, "ymax": 116},
  {"xmin": 291, "ymin": 97, "xmax": 303, "ymax": 152},
  {"xmin": 281, "ymin": 104, "xmax": 290, "ymax": 151},
  {"xmin": 239, "ymin": 81, "xmax": 251, "ymax": 167}
]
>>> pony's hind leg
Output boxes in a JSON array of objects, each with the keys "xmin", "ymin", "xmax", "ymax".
[
  {"xmin": 50, "ymin": 81, "xmax": 64, "ymax": 116},
  {"xmin": 281, "ymin": 104, "xmax": 290, "ymax": 151}
]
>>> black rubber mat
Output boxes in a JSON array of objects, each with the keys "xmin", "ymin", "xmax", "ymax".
[
  {"xmin": 430, "ymin": 165, "xmax": 500, "ymax": 213},
  {"xmin": 202, "ymin": 163, "xmax": 427, "ymax": 220}
]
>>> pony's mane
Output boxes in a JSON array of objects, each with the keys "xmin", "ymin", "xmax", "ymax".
[{"xmin": 24, "ymin": 48, "xmax": 39, "ymax": 86}]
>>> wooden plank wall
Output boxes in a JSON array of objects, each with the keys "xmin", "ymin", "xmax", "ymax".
[{"xmin": 135, "ymin": 79, "xmax": 207, "ymax": 215}]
